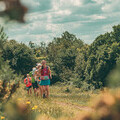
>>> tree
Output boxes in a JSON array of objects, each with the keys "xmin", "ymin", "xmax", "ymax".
[
  {"xmin": 47, "ymin": 31, "xmax": 84, "ymax": 83},
  {"xmin": 74, "ymin": 24, "xmax": 120, "ymax": 88},
  {"xmin": 0, "ymin": 26, "xmax": 8, "ymax": 50},
  {"xmin": 2, "ymin": 40, "xmax": 36, "ymax": 75}
]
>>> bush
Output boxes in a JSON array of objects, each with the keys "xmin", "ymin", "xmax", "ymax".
[{"xmin": 2, "ymin": 40, "xmax": 36, "ymax": 74}]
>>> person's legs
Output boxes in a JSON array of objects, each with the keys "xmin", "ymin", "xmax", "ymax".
[
  {"xmin": 43, "ymin": 85, "xmax": 46, "ymax": 98},
  {"xmin": 27, "ymin": 89, "xmax": 29, "ymax": 95},
  {"xmin": 33, "ymin": 83, "xmax": 37, "ymax": 96},
  {"xmin": 34, "ymin": 88, "xmax": 37, "ymax": 96},
  {"xmin": 26, "ymin": 87, "xmax": 29, "ymax": 95},
  {"xmin": 39, "ymin": 85, "xmax": 43, "ymax": 98},
  {"xmin": 30, "ymin": 87, "xmax": 32, "ymax": 95},
  {"xmin": 36, "ymin": 88, "xmax": 39, "ymax": 97},
  {"xmin": 46, "ymin": 85, "xmax": 49, "ymax": 98}
]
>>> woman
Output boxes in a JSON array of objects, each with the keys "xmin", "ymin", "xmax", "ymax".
[
  {"xmin": 32, "ymin": 69, "xmax": 39, "ymax": 96},
  {"xmin": 37, "ymin": 64, "xmax": 43, "ymax": 98},
  {"xmin": 40, "ymin": 60, "xmax": 52, "ymax": 98},
  {"xmin": 24, "ymin": 74, "xmax": 32, "ymax": 95}
]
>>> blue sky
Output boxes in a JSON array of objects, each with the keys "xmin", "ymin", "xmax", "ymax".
[{"xmin": 0, "ymin": 0, "xmax": 120, "ymax": 44}]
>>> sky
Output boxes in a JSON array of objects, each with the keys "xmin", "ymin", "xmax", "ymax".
[{"xmin": 0, "ymin": 0, "xmax": 120, "ymax": 45}]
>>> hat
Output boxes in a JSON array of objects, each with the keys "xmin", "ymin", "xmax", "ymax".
[{"xmin": 37, "ymin": 63, "xmax": 42, "ymax": 66}]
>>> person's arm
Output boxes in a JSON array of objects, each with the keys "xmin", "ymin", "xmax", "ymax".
[
  {"xmin": 39, "ymin": 68, "xmax": 44, "ymax": 80},
  {"xmin": 30, "ymin": 77, "xmax": 32, "ymax": 83},
  {"xmin": 24, "ymin": 78, "xmax": 26, "ymax": 84},
  {"xmin": 38, "ymin": 68, "xmax": 41, "ymax": 77},
  {"xmin": 48, "ymin": 67, "xmax": 52, "ymax": 79}
]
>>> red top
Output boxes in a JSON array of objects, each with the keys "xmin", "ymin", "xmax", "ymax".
[
  {"xmin": 24, "ymin": 77, "xmax": 32, "ymax": 87},
  {"xmin": 41, "ymin": 66, "xmax": 50, "ymax": 78}
]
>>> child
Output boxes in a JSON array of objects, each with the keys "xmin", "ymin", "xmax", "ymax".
[{"xmin": 24, "ymin": 74, "xmax": 32, "ymax": 95}]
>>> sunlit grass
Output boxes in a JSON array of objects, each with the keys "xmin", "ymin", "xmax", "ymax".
[{"xmin": 3, "ymin": 83, "xmax": 100, "ymax": 120}]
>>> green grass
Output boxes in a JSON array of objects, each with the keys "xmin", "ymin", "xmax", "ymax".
[{"xmin": 3, "ymin": 83, "xmax": 100, "ymax": 120}]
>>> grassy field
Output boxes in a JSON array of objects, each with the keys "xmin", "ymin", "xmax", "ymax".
[{"xmin": 2, "ymin": 83, "xmax": 100, "ymax": 120}]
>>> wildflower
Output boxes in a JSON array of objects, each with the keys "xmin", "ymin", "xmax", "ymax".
[
  {"xmin": 17, "ymin": 98, "xmax": 22, "ymax": 101},
  {"xmin": 26, "ymin": 101, "xmax": 30, "ymax": 104},
  {"xmin": 32, "ymin": 107, "xmax": 35, "ymax": 110},
  {"xmin": 1, "ymin": 116, "xmax": 5, "ymax": 120},
  {"xmin": 34, "ymin": 105, "xmax": 38, "ymax": 109}
]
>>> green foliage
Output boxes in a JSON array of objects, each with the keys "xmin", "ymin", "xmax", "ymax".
[
  {"xmin": 1, "ymin": 23, "xmax": 120, "ymax": 89},
  {"xmin": 0, "ymin": 26, "xmax": 8, "ymax": 50},
  {"xmin": 107, "ymin": 56, "xmax": 120, "ymax": 88},
  {"xmin": 0, "ymin": 61, "xmax": 14, "ymax": 82},
  {"xmin": 2, "ymin": 40, "xmax": 36, "ymax": 74},
  {"xmin": 74, "ymin": 25, "xmax": 120, "ymax": 88},
  {"xmin": 47, "ymin": 31, "xmax": 84, "ymax": 83}
]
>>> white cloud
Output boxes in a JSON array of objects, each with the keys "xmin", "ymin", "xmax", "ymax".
[
  {"xmin": 52, "ymin": 0, "xmax": 83, "ymax": 12},
  {"xmin": 71, "ymin": 0, "xmax": 82, "ymax": 6},
  {"xmin": 92, "ymin": 0, "xmax": 104, "ymax": 4},
  {"xmin": 21, "ymin": 0, "xmax": 40, "ymax": 8},
  {"xmin": 4, "ymin": 0, "xmax": 120, "ymax": 45},
  {"xmin": 25, "ymin": 12, "xmax": 48, "ymax": 22},
  {"xmin": 55, "ymin": 10, "xmax": 71, "ymax": 15},
  {"xmin": 102, "ymin": 0, "xmax": 120, "ymax": 12},
  {"xmin": 92, "ymin": 15, "xmax": 106, "ymax": 20},
  {"xmin": 9, "ymin": 34, "xmax": 53, "ymax": 45}
]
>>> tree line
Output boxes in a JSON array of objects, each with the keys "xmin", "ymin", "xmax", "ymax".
[{"xmin": 0, "ymin": 24, "xmax": 120, "ymax": 89}]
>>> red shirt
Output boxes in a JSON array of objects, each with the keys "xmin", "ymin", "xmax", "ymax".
[
  {"xmin": 41, "ymin": 66, "xmax": 49, "ymax": 76},
  {"xmin": 24, "ymin": 77, "xmax": 32, "ymax": 87},
  {"xmin": 41, "ymin": 66, "xmax": 50, "ymax": 80}
]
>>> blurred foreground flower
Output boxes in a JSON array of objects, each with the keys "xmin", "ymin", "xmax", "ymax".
[
  {"xmin": 17, "ymin": 98, "xmax": 22, "ymax": 101},
  {"xmin": 32, "ymin": 105, "xmax": 38, "ymax": 110},
  {"xmin": 34, "ymin": 105, "xmax": 38, "ymax": 109},
  {"xmin": 1, "ymin": 116, "xmax": 5, "ymax": 120},
  {"xmin": 0, "ymin": 0, "xmax": 28, "ymax": 22},
  {"xmin": 26, "ymin": 101, "xmax": 30, "ymax": 105},
  {"xmin": 32, "ymin": 107, "xmax": 35, "ymax": 110},
  {"xmin": 74, "ymin": 90, "xmax": 120, "ymax": 120}
]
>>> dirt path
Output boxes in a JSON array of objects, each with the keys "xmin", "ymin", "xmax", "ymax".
[{"xmin": 54, "ymin": 101, "xmax": 94, "ymax": 112}]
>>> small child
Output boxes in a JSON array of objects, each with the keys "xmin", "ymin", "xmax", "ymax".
[{"xmin": 24, "ymin": 74, "xmax": 32, "ymax": 95}]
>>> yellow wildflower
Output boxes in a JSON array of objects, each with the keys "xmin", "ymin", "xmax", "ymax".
[
  {"xmin": 26, "ymin": 101, "xmax": 30, "ymax": 104},
  {"xmin": 1, "ymin": 116, "xmax": 5, "ymax": 120},
  {"xmin": 34, "ymin": 105, "xmax": 38, "ymax": 109},
  {"xmin": 17, "ymin": 98, "xmax": 22, "ymax": 101}
]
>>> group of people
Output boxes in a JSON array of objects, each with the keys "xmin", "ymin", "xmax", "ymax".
[{"xmin": 24, "ymin": 60, "xmax": 52, "ymax": 98}]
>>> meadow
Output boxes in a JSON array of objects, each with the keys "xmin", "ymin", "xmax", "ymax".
[
  {"xmin": 0, "ymin": 83, "xmax": 99, "ymax": 120},
  {"xmin": 1, "ymin": 83, "xmax": 120, "ymax": 120}
]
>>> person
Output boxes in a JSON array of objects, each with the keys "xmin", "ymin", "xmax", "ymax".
[
  {"xmin": 29, "ymin": 70, "xmax": 33, "ymax": 77},
  {"xmin": 34, "ymin": 70, "xmax": 40, "ymax": 96},
  {"xmin": 40, "ymin": 60, "xmax": 52, "ymax": 98},
  {"xmin": 37, "ymin": 64, "xmax": 43, "ymax": 98},
  {"xmin": 24, "ymin": 74, "xmax": 32, "ymax": 95},
  {"xmin": 31, "ymin": 71, "xmax": 39, "ymax": 96},
  {"xmin": 32, "ymin": 67, "xmax": 36, "ymax": 75}
]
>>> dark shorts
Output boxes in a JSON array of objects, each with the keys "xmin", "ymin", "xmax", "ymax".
[
  {"xmin": 26, "ymin": 86, "xmax": 32, "ymax": 91},
  {"xmin": 32, "ymin": 81, "xmax": 39, "ymax": 89}
]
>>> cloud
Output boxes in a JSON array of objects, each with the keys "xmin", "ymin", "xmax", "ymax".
[
  {"xmin": 102, "ymin": 0, "xmax": 120, "ymax": 12},
  {"xmin": 8, "ymin": 34, "xmax": 53, "ymax": 45},
  {"xmin": 21, "ymin": 0, "xmax": 51, "ymax": 13},
  {"xmin": 3, "ymin": 0, "xmax": 120, "ymax": 45},
  {"xmin": 55, "ymin": 10, "xmax": 71, "ymax": 16},
  {"xmin": 92, "ymin": 0, "xmax": 104, "ymax": 4},
  {"xmin": 92, "ymin": 15, "xmax": 106, "ymax": 20}
]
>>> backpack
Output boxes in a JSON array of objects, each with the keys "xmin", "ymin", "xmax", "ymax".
[{"xmin": 41, "ymin": 66, "xmax": 49, "ymax": 75}]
